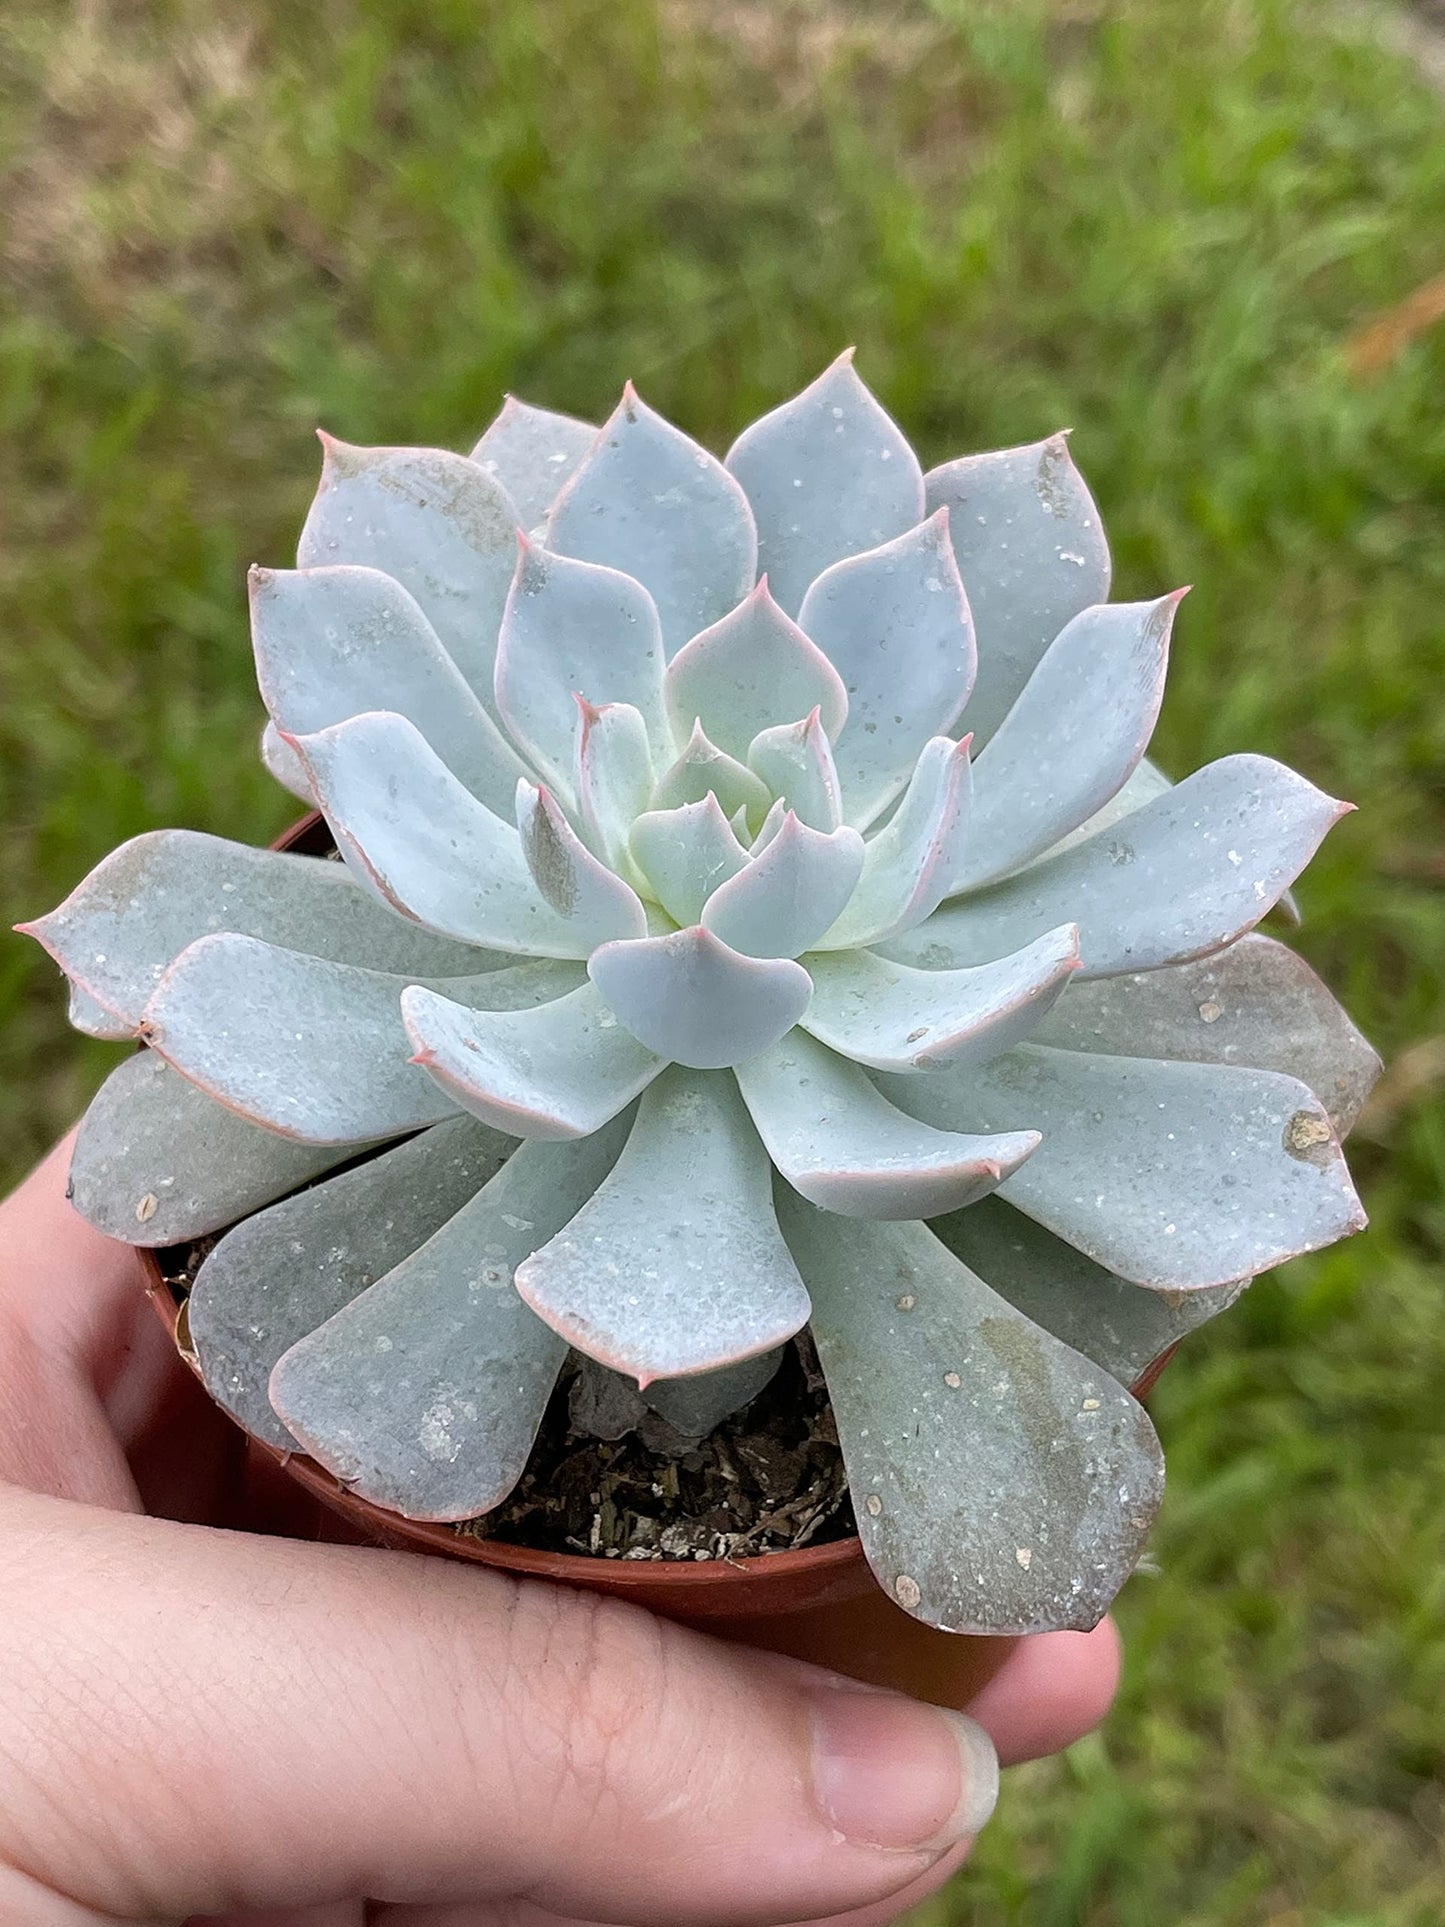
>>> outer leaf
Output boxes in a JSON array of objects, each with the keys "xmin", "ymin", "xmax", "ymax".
[
  {"xmin": 249, "ymin": 563, "xmax": 525, "ymax": 814},
  {"xmin": 735, "ymin": 1030, "xmax": 1038, "ymax": 1219},
  {"xmin": 645, "ymin": 1349, "xmax": 784, "ymax": 1435},
  {"xmin": 142, "ymin": 935, "xmax": 579, "ymax": 1144},
  {"xmin": 495, "ymin": 540, "xmax": 671, "ymax": 797},
  {"xmin": 515, "ymin": 1068, "xmax": 811, "ymax": 1383},
  {"xmin": 884, "ymin": 1043, "xmax": 1367, "ymax": 1291},
  {"xmin": 801, "ymin": 927, "xmax": 1079, "ymax": 1073},
  {"xmin": 1035, "ymin": 932, "xmax": 1382, "ymax": 1134},
  {"xmin": 628, "ymin": 796, "xmax": 749, "ymax": 928},
  {"xmin": 648, "ymin": 720, "xmax": 773, "ymax": 826},
  {"xmin": 888, "ymin": 755, "xmax": 1348, "ymax": 979},
  {"xmin": 951, "ymin": 594, "xmax": 1183, "ymax": 892},
  {"xmin": 270, "ymin": 1128, "xmax": 630, "ymax": 1521},
  {"xmin": 261, "ymin": 719, "xmax": 314, "ymax": 802},
  {"xmin": 724, "ymin": 352, "xmax": 925, "ymax": 615},
  {"xmin": 935, "ymin": 1196, "xmax": 1247, "ymax": 1391},
  {"xmin": 298, "ymin": 438, "xmax": 519, "ymax": 710},
  {"xmin": 700, "ymin": 815, "xmax": 865, "ymax": 959},
  {"xmin": 403, "ymin": 978, "xmax": 665, "ymax": 1139},
  {"xmin": 546, "ymin": 384, "xmax": 757, "ymax": 654},
  {"xmin": 68, "ymin": 1050, "xmax": 357, "ymax": 1247},
  {"xmin": 814, "ymin": 736, "xmax": 973, "ymax": 950},
  {"xmin": 19, "ymin": 828, "xmax": 492, "ymax": 1030},
  {"xmin": 515, "ymin": 782, "xmax": 647, "ymax": 944},
  {"xmin": 798, "ymin": 512, "xmax": 976, "ymax": 831},
  {"xmin": 576, "ymin": 700, "xmax": 656, "ymax": 883},
  {"xmin": 664, "ymin": 580, "xmax": 848, "ymax": 760},
  {"xmin": 777, "ymin": 1197, "xmax": 1164, "ymax": 1635},
  {"xmin": 588, "ymin": 927, "xmax": 812, "ymax": 1069},
  {"xmin": 746, "ymin": 710, "xmax": 842, "ymax": 832},
  {"xmin": 470, "ymin": 396, "xmax": 598, "ymax": 526},
  {"xmin": 188, "ymin": 1116, "xmax": 515, "ymax": 1449},
  {"xmin": 925, "ymin": 433, "xmax": 1110, "ymax": 749},
  {"xmin": 292, "ymin": 712, "xmax": 595, "ymax": 957}
]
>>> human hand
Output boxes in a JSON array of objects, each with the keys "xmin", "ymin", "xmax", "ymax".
[{"xmin": 0, "ymin": 1132, "xmax": 1120, "ymax": 1926}]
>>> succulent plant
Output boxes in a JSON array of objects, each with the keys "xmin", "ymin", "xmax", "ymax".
[{"xmin": 22, "ymin": 355, "xmax": 1378, "ymax": 1635}]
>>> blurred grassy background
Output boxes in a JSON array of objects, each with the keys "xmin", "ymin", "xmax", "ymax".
[{"xmin": 1, "ymin": 0, "xmax": 1441, "ymax": 1917}]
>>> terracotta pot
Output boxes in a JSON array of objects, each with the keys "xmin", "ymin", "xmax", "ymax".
[{"xmin": 134, "ymin": 808, "xmax": 1171, "ymax": 1713}]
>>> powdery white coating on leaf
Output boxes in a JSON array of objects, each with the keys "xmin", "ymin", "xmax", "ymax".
[
  {"xmin": 68, "ymin": 1050, "xmax": 358, "ymax": 1247},
  {"xmin": 514, "ymin": 1068, "xmax": 811, "ymax": 1383},
  {"xmin": 249, "ymin": 563, "xmax": 526, "ymax": 816},
  {"xmin": 575, "ymin": 700, "xmax": 657, "ymax": 884},
  {"xmin": 925, "ymin": 433, "xmax": 1111, "ymax": 751},
  {"xmin": 884, "ymin": 1044, "xmax": 1367, "ymax": 1291},
  {"xmin": 736, "ymin": 1029, "xmax": 1038, "ymax": 1220},
  {"xmin": 777, "ymin": 1197, "xmax": 1164, "ymax": 1635},
  {"xmin": 889, "ymin": 754, "xmax": 1349, "ymax": 979},
  {"xmin": 587, "ymin": 927, "xmax": 813, "ymax": 1069},
  {"xmin": 495, "ymin": 541, "xmax": 672, "ymax": 801},
  {"xmin": 952, "ymin": 593, "xmax": 1184, "ymax": 893},
  {"xmin": 403, "ymin": 978, "xmax": 666, "ymax": 1140},
  {"xmin": 20, "ymin": 828, "xmax": 494, "ymax": 1030},
  {"xmin": 664, "ymin": 580, "xmax": 848, "ymax": 760},
  {"xmin": 270, "ymin": 1125, "xmax": 631, "ymax": 1521},
  {"xmin": 298, "ymin": 439, "xmax": 521, "ymax": 714},
  {"xmin": 470, "ymin": 396, "xmax": 599, "ymax": 528},
  {"xmin": 700, "ymin": 815, "xmax": 865, "ymax": 960},
  {"xmin": 546, "ymin": 385, "xmax": 758, "ymax": 656},
  {"xmin": 189, "ymin": 1115, "xmax": 515, "ymax": 1450},
  {"xmin": 1034, "ymin": 933, "xmax": 1382, "ymax": 1135},
  {"xmin": 798, "ymin": 511, "xmax": 977, "ymax": 832},
  {"xmin": 725, "ymin": 353, "xmax": 926, "ymax": 616},
  {"xmin": 816, "ymin": 736, "xmax": 974, "ymax": 950},
  {"xmin": 935, "ymin": 1196, "xmax": 1247, "ymax": 1391},
  {"xmin": 801, "ymin": 927, "xmax": 1080, "ymax": 1074},
  {"xmin": 514, "ymin": 782, "xmax": 648, "ymax": 945},
  {"xmin": 628, "ymin": 796, "xmax": 749, "ymax": 928},
  {"xmin": 745, "ymin": 710, "xmax": 843, "ymax": 832}
]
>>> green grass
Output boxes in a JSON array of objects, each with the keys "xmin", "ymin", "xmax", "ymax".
[{"xmin": 1, "ymin": 0, "xmax": 1442, "ymax": 1917}]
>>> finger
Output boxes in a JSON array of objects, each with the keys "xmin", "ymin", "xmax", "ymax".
[
  {"xmin": 965, "ymin": 1618, "xmax": 1121, "ymax": 1765},
  {"xmin": 0, "ymin": 1486, "xmax": 1000, "ymax": 1927}
]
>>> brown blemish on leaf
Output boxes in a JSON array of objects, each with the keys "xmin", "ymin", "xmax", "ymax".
[
  {"xmin": 522, "ymin": 800, "xmax": 579, "ymax": 916},
  {"xmin": 1283, "ymin": 1108, "xmax": 1335, "ymax": 1164},
  {"xmin": 1035, "ymin": 434, "xmax": 1073, "ymax": 517}
]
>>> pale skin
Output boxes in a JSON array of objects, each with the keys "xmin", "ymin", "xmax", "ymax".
[{"xmin": 0, "ymin": 1133, "xmax": 1121, "ymax": 1927}]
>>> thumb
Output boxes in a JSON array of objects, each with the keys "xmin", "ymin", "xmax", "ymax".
[{"xmin": 0, "ymin": 1485, "xmax": 998, "ymax": 1926}]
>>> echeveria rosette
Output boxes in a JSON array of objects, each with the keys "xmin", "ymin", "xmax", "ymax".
[{"xmin": 21, "ymin": 354, "xmax": 1379, "ymax": 1637}]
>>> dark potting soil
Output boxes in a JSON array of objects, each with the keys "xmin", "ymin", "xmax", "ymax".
[{"xmin": 162, "ymin": 1235, "xmax": 856, "ymax": 1564}]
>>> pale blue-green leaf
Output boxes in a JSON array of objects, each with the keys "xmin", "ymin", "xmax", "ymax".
[
  {"xmin": 143, "ymin": 935, "xmax": 579, "ymax": 1144},
  {"xmin": 664, "ymin": 580, "xmax": 848, "ymax": 759},
  {"xmin": 403, "ymin": 979, "xmax": 666, "ymax": 1140},
  {"xmin": 798, "ymin": 511, "xmax": 976, "ymax": 831},
  {"xmin": 814, "ymin": 736, "xmax": 973, "ymax": 950},
  {"xmin": 701, "ymin": 815, "xmax": 865, "ymax": 959},
  {"xmin": 1042, "ymin": 752, "xmax": 1172, "ymax": 860},
  {"xmin": 925, "ymin": 433, "xmax": 1110, "ymax": 750},
  {"xmin": 515, "ymin": 781, "xmax": 647, "ymax": 944},
  {"xmin": 189, "ymin": 1116, "xmax": 515, "ymax": 1450},
  {"xmin": 298, "ymin": 438, "xmax": 519, "ymax": 711},
  {"xmin": 545, "ymin": 384, "xmax": 757, "ymax": 655},
  {"xmin": 750, "ymin": 797, "xmax": 787, "ymax": 853},
  {"xmin": 576, "ymin": 701, "xmax": 656, "ymax": 886},
  {"xmin": 66, "ymin": 982, "xmax": 130, "ymax": 1040},
  {"xmin": 801, "ymin": 926, "xmax": 1079, "ymax": 1073},
  {"xmin": 648, "ymin": 719, "xmax": 773, "ymax": 828},
  {"xmin": 888, "ymin": 756, "xmax": 1348, "ymax": 979},
  {"xmin": 935, "ymin": 1196, "xmax": 1246, "ymax": 1391},
  {"xmin": 777, "ymin": 1195, "xmax": 1164, "ymax": 1634},
  {"xmin": 495, "ymin": 540, "xmax": 671, "ymax": 798},
  {"xmin": 249, "ymin": 563, "xmax": 525, "ymax": 814},
  {"xmin": 952, "ymin": 594, "xmax": 1183, "ymax": 892},
  {"xmin": 883, "ymin": 1043, "xmax": 1367, "ymax": 1290},
  {"xmin": 515, "ymin": 1068, "xmax": 810, "ymax": 1382},
  {"xmin": 645, "ymin": 1349, "xmax": 784, "ymax": 1435},
  {"xmin": 724, "ymin": 352, "xmax": 925, "ymax": 615},
  {"xmin": 470, "ymin": 396, "xmax": 598, "ymax": 527},
  {"xmin": 746, "ymin": 710, "xmax": 842, "ymax": 831},
  {"xmin": 261, "ymin": 720, "xmax": 315, "ymax": 802},
  {"xmin": 19, "ymin": 827, "xmax": 493, "ymax": 1030},
  {"xmin": 735, "ymin": 1029, "xmax": 1037, "ymax": 1219},
  {"xmin": 588, "ymin": 927, "xmax": 812, "ymax": 1069},
  {"xmin": 1035, "ymin": 932, "xmax": 1381, "ymax": 1135},
  {"xmin": 270, "ymin": 1127, "xmax": 629, "ymax": 1521},
  {"xmin": 292, "ymin": 712, "xmax": 594, "ymax": 957},
  {"xmin": 68, "ymin": 1049, "xmax": 359, "ymax": 1247},
  {"xmin": 628, "ymin": 796, "xmax": 748, "ymax": 928}
]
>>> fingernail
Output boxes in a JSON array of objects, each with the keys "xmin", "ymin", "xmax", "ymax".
[{"xmin": 810, "ymin": 1687, "xmax": 999, "ymax": 1852}]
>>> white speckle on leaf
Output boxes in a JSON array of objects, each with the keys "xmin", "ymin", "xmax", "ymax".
[
  {"xmin": 893, "ymin": 1574, "xmax": 921, "ymax": 1610},
  {"xmin": 135, "ymin": 1193, "xmax": 158, "ymax": 1224},
  {"xmin": 1198, "ymin": 1000, "xmax": 1223, "ymax": 1023},
  {"xmin": 1016, "ymin": 1547, "xmax": 1033, "ymax": 1570},
  {"xmin": 865, "ymin": 1493, "xmax": 882, "ymax": 1516}
]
